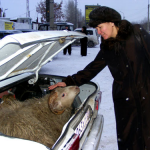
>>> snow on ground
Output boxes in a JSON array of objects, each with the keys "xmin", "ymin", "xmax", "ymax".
[{"xmin": 39, "ymin": 44, "xmax": 118, "ymax": 150}]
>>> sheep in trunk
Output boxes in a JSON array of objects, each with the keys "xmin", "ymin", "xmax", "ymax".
[{"xmin": 0, "ymin": 86, "xmax": 80, "ymax": 148}]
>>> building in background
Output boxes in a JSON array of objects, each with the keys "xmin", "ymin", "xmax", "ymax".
[
  {"xmin": 0, "ymin": 17, "xmax": 38, "ymax": 30},
  {"xmin": 85, "ymin": 5, "xmax": 100, "ymax": 26}
]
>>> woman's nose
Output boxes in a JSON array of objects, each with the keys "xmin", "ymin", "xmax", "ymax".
[{"xmin": 97, "ymin": 30, "xmax": 102, "ymax": 35}]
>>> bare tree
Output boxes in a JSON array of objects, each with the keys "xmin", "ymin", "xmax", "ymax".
[
  {"xmin": 77, "ymin": 9, "xmax": 85, "ymax": 28},
  {"xmin": 64, "ymin": 0, "xmax": 75, "ymax": 24},
  {"xmin": 64, "ymin": 0, "xmax": 85, "ymax": 28},
  {"xmin": 54, "ymin": 1, "xmax": 64, "ymax": 21},
  {"xmin": 36, "ymin": 0, "xmax": 64, "ymax": 23}
]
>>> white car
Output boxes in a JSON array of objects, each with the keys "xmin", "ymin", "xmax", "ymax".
[
  {"xmin": 74, "ymin": 28, "xmax": 100, "ymax": 48},
  {"xmin": 0, "ymin": 31, "xmax": 104, "ymax": 150}
]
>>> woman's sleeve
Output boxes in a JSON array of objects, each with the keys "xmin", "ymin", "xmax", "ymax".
[{"xmin": 63, "ymin": 49, "xmax": 107, "ymax": 86}]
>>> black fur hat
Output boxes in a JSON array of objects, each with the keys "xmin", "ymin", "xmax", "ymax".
[{"xmin": 89, "ymin": 6, "xmax": 121, "ymax": 27}]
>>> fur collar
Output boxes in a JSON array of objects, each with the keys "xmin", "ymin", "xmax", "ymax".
[
  {"xmin": 101, "ymin": 20, "xmax": 133, "ymax": 51},
  {"xmin": 101, "ymin": 20, "xmax": 133, "ymax": 44}
]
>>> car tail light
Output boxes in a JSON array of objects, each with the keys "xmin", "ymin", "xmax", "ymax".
[
  {"xmin": 61, "ymin": 107, "xmax": 92, "ymax": 150},
  {"xmin": 95, "ymin": 91, "xmax": 102, "ymax": 110},
  {"xmin": 62, "ymin": 134, "xmax": 79, "ymax": 150}
]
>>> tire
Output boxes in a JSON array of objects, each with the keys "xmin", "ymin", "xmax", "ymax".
[{"xmin": 87, "ymin": 41, "xmax": 94, "ymax": 48}]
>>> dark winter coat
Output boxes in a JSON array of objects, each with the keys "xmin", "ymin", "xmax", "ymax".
[
  {"xmin": 63, "ymin": 20, "xmax": 150, "ymax": 150},
  {"xmin": 63, "ymin": 27, "xmax": 72, "ymax": 55},
  {"xmin": 80, "ymin": 28, "xmax": 88, "ymax": 56}
]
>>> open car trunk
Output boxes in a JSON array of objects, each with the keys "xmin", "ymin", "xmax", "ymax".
[
  {"xmin": 1, "ymin": 74, "xmax": 103, "ymax": 149},
  {"xmin": 0, "ymin": 31, "xmax": 103, "ymax": 150}
]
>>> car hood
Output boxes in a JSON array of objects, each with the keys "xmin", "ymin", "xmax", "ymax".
[{"xmin": 0, "ymin": 30, "xmax": 85, "ymax": 82}]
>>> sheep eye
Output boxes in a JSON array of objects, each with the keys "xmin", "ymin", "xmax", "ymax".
[{"xmin": 62, "ymin": 93, "xmax": 65, "ymax": 97}]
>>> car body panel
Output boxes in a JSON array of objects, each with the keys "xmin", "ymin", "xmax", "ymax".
[{"xmin": 81, "ymin": 114, "xmax": 104, "ymax": 150}]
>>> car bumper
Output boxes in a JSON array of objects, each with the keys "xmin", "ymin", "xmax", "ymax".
[{"xmin": 81, "ymin": 114, "xmax": 104, "ymax": 150}]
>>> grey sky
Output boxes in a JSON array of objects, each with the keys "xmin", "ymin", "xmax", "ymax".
[{"xmin": 0, "ymin": 0, "xmax": 149, "ymax": 23}]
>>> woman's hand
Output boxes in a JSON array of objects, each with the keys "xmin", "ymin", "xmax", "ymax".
[{"xmin": 48, "ymin": 82, "xmax": 66, "ymax": 90}]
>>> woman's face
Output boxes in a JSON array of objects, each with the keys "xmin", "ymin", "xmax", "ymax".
[{"xmin": 96, "ymin": 22, "xmax": 118, "ymax": 40}]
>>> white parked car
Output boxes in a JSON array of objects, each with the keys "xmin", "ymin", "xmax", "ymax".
[
  {"xmin": 74, "ymin": 28, "xmax": 100, "ymax": 48},
  {"xmin": 0, "ymin": 30, "xmax": 22, "ymax": 39},
  {"xmin": 0, "ymin": 31, "xmax": 103, "ymax": 150}
]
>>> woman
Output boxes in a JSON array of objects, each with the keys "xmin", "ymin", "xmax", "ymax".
[
  {"xmin": 80, "ymin": 26, "xmax": 88, "ymax": 56},
  {"xmin": 49, "ymin": 6, "xmax": 150, "ymax": 150}
]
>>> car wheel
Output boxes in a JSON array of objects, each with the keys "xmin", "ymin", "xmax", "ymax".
[{"xmin": 87, "ymin": 41, "xmax": 94, "ymax": 48}]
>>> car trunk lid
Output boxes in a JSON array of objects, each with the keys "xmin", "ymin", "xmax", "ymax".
[{"xmin": 0, "ymin": 30, "xmax": 85, "ymax": 83}]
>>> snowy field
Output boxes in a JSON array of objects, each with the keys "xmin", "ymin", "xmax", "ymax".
[{"xmin": 39, "ymin": 44, "xmax": 118, "ymax": 150}]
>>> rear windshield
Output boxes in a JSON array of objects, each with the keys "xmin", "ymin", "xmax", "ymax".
[
  {"xmin": 75, "ymin": 29, "xmax": 94, "ymax": 35},
  {"xmin": 87, "ymin": 30, "xmax": 93, "ymax": 35}
]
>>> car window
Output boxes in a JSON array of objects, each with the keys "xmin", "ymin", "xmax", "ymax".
[
  {"xmin": 48, "ymin": 25, "xmax": 50, "ymax": 30},
  {"xmin": 69, "ymin": 26, "xmax": 74, "ymax": 31},
  {"xmin": 75, "ymin": 30, "xmax": 82, "ymax": 33},
  {"xmin": 60, "ymin": 25, "xmax": 66, "ymax": 30},
  {"xmin": 57, "ymin": 26, "xmax": 61, "ymax": 30},
  {"xmin": 0, "ymin": 33, "xmax": 4, "ymax": 39},
  {"xmin": 95, "ymin": 30, "xmax": 100, "ymax": 37},
  {"xmin": 87, "ymin": 30, "xmax": 93, "ymax": 35},
  {"xmin": 39, "ymin": 25, "xmax": 47, "ymax": 31}
]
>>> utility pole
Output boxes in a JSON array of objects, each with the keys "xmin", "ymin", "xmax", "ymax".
[
  {"xmin": 74, "ymin": 0, "xmax": 77, "ymax": 28},
  {"xmin": 0, "ymin": 0, "xmax": 2, "ymax": 17},
  {"xmin": 26, "ymin": 0, "xmax": 30, "ymax": 17},
  {"xmin": 49, "ymin": 0, "xmax": 55, "ymax": 30},
  {"xmin": 148, "ymin": 0, "xmax": 149, "ymax": 31},
  {"xmin": 46, "ymin": 0, "xmax": 55, "ymax": 30},
  {"xmin": 46, "ymin": 0, "xmax": 50, "ymax": 22}
]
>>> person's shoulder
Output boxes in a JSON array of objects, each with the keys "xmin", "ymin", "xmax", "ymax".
[
  {"xmin": 132, "ymin": 24, "xmax": 141, "ymax": 29},
  {"xmin": 132, "ymin": 23, "xmax": 146, "ymax": 34}
]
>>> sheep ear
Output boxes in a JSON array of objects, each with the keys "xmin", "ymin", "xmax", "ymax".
[
  {"xmin": 48, "ymin": 91, "xmax": 57, "ymax": 104},
  {"xmin": 48, "ymin": 91, "xmax": 65, "ymax": 115},
  {"xmin": 48, "ymin": 91, "xmax": 60, "ymax": 110}
]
